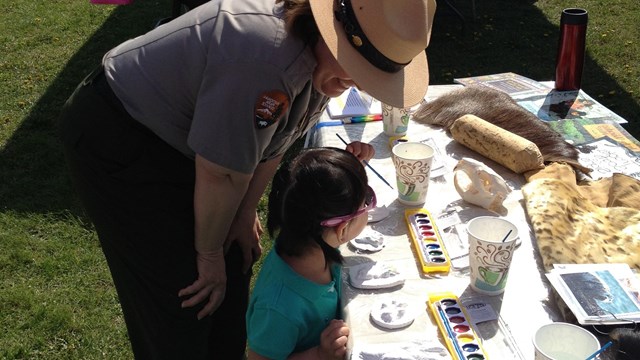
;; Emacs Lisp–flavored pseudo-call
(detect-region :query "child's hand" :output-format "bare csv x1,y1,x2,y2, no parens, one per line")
318,319,350,359
345,141,375,163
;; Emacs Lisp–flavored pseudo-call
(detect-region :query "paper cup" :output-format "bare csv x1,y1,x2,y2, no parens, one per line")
467,216,519,295
391,142,434,206
533,322,600,360
382,103,410,136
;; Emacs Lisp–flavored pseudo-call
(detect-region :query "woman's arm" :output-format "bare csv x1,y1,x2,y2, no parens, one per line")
178,154,252,320
226,155,283,273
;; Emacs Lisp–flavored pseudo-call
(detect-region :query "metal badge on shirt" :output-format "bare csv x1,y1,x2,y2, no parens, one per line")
254,90,290,129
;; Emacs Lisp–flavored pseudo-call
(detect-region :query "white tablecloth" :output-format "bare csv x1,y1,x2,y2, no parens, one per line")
307,85,563,359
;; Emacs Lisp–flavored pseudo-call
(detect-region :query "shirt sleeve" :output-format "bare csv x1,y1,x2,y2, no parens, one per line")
247,306,300,360
188,61,292,174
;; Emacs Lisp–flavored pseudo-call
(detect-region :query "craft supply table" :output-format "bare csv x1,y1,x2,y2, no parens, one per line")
306,85,563,359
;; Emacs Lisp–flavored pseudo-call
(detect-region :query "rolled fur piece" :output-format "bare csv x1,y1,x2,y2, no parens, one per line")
451,114,545,173
413,85,590,174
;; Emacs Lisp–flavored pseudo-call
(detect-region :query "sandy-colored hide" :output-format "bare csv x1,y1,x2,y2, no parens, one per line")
453,158,511,213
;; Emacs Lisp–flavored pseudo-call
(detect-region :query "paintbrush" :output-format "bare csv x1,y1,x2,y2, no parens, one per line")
585,340,613,360
436,302,465,360
335,133,394,190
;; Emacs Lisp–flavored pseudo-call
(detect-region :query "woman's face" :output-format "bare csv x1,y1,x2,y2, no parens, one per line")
312,38,356,97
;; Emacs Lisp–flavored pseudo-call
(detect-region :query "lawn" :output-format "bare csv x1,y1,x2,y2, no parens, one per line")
1,0,638,358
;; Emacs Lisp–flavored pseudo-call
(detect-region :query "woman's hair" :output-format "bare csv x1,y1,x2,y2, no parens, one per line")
267,147,369,265
278,0,320,46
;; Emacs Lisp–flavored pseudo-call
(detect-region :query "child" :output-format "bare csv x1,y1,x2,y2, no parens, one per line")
246,147,375,360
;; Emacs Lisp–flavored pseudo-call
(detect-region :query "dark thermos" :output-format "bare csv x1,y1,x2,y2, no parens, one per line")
554,8,588,91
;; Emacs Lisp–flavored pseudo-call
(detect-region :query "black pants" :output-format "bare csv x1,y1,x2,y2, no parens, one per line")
59,67,250,359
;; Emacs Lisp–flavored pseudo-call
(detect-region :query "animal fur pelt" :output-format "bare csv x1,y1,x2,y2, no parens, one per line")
607,328,640,360
413,85,591,174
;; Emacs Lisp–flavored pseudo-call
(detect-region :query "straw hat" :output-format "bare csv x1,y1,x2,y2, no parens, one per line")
310,0,436,108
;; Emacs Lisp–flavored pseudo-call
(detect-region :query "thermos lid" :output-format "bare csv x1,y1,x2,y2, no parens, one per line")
561,8,588,25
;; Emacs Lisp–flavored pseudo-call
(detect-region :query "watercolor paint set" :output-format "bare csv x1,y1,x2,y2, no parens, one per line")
427,292,490,360
404,208,451,274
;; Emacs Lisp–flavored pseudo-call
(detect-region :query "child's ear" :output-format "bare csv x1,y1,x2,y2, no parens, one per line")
335,221,350,241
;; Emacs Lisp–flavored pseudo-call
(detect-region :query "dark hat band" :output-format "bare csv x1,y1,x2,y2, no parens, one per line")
334,0,409,73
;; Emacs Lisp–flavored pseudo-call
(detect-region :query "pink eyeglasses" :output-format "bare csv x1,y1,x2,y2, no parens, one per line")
320,186,377,227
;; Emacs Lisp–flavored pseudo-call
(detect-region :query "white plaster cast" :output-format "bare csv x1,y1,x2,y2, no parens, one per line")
453,158,512,213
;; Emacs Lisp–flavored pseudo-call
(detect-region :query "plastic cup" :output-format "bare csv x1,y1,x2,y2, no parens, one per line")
533,322,600,360
467,216,519,295
391,142,434,206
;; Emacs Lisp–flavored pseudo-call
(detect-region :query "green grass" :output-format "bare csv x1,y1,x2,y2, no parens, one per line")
1,211,127,359
1,0,638,358
1,2,175,358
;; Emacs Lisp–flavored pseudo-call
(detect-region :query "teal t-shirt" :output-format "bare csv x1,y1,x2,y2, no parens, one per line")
246,249,342,359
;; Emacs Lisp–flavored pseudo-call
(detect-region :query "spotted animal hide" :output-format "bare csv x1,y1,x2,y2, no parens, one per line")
522,163,640,272
523,178,640,272
522,164,640,323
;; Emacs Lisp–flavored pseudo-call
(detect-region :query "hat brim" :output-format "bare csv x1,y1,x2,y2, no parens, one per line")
310,0,430,108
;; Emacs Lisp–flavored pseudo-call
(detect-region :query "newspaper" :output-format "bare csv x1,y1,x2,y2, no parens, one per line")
455,72,628,124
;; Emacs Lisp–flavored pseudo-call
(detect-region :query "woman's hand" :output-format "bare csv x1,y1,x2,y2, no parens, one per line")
225,209,263,273
177,249,227,320
344,141,375,162
186,155,253,320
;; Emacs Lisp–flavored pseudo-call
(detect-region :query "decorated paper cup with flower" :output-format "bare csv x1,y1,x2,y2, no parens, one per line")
467,216,519,295
391,142,434,206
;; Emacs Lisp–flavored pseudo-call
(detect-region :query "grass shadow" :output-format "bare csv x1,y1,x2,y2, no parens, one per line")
0,1,171,217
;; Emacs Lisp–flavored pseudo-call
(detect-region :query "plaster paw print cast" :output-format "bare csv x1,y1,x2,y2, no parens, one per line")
370,297,418,330
348,261,404,289
349,229,385,252
367,205,390,223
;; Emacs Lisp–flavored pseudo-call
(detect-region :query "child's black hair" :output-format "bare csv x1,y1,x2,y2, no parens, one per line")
267,147,369,266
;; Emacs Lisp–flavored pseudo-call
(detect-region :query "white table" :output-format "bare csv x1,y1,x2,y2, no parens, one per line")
307,85,563,359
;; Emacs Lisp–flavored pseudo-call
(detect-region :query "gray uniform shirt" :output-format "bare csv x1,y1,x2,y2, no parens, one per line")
103,0,327,173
